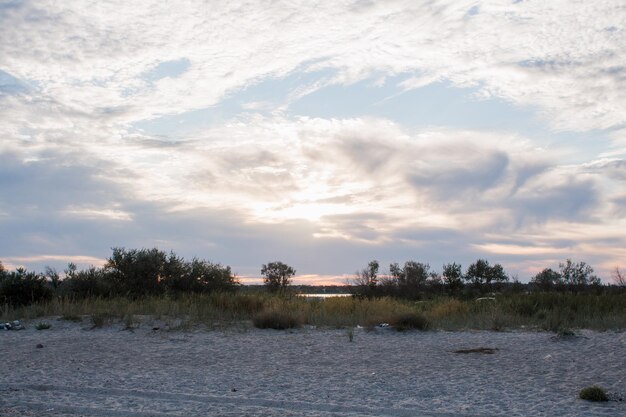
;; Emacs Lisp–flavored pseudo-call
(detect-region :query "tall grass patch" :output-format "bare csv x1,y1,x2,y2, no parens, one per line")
1,292,624,331
253,309,302,329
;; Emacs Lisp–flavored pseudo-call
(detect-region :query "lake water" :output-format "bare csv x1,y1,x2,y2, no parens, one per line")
297,293,352,299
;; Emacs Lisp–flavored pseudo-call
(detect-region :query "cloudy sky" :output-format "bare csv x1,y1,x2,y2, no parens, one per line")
1,0,625,284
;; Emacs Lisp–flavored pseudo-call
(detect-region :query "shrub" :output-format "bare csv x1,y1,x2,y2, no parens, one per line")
59,266,113,299
531,268,562,291
253,309,301,329
105,247,169,297
389,313,430,331
0,269,53,306
579,386,608,402
35,321,51,330
162,258,239,295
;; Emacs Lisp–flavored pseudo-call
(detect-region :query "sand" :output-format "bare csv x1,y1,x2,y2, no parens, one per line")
1,318,624,416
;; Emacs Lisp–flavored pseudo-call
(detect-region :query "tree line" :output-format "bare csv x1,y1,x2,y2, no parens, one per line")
0,248,239,306
0,248,624,307
348,258,623,299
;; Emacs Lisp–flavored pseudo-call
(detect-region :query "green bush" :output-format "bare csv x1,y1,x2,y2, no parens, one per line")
35,321,51,330
389,313,430,331
105,248,240,298
60,266,114,299
0,269,53,306
253,309,301,329
579,386,608,402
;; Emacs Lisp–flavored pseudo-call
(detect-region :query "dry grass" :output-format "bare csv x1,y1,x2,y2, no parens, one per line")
1,292,624,331
253,309,302,329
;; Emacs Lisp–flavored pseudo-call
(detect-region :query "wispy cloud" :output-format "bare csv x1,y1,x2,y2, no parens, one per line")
1,0,625,280
2,1,624,131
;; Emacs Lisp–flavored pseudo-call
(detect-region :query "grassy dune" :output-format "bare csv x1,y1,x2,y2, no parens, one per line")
2,292,625,331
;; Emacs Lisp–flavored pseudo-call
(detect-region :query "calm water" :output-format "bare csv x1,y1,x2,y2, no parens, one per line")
297,293,352,299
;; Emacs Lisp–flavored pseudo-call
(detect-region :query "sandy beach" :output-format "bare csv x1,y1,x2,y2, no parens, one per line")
1,319,624,417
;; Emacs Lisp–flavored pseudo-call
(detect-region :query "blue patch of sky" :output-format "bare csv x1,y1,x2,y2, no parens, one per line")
0,69,32,95
0,1,22,16
132,68,337,138
290,74,543,133
132,68,612,159
141,58,191,82
464,5,480,19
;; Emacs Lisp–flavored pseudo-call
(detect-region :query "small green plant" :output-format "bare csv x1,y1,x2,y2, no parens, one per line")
389,313,430,331
578,386,608,402
252,309,301,330
35,321,51,330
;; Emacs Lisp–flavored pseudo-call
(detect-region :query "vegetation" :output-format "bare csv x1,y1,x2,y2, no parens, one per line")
0,247,239,307
578,386,609,402
91,312,114,329
387,312,430,331
253,309,302,329
613,267,625,286
35,321,51,330
531,259,602,291
1,291,624,331
0,252,624,332
261,261,295,292
0,267,53,306
352,260,380,298
464,258,508,290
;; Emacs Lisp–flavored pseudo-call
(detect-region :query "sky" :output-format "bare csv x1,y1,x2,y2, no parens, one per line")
1,0,625,284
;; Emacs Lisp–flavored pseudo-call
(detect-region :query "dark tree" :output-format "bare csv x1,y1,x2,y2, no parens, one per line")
351,260,380,298
0,268,52,306
531,268,562,291
559,259,600,286
389,261,430,297
442,262,463,293
261,261,295,292
185,258,238,293
105,247,169,297
464,259,508,291
45,266,61,289
59,266,112,299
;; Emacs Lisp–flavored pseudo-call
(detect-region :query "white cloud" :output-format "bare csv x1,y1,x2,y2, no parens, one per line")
1,0,624,132
1,0,625,280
